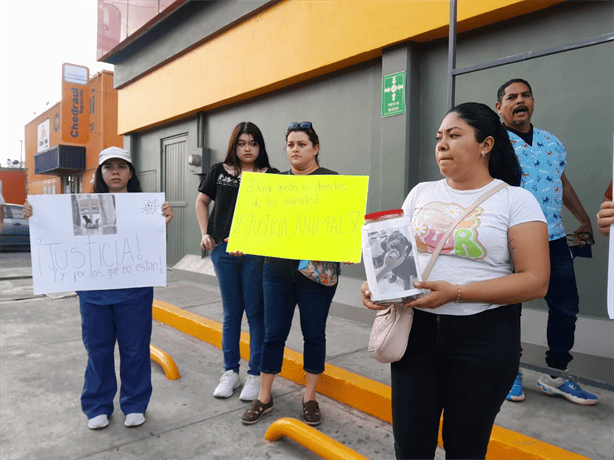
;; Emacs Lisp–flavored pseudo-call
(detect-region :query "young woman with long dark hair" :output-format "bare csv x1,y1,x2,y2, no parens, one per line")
195,122,277,401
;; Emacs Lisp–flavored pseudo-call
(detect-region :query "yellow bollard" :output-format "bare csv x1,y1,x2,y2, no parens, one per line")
265,418,369,460
150,344,181,380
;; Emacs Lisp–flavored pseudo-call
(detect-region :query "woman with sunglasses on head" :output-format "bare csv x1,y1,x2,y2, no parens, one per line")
241,122,340,426
196,122,278,402
361,103,550,459
25,147,174,430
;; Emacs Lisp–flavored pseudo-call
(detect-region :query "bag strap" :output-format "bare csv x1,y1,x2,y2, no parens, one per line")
421,182,509,282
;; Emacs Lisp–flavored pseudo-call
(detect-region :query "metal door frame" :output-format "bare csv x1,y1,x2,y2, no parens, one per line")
161,133,189,266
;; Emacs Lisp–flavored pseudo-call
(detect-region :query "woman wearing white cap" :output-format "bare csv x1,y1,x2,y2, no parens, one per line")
24,146,174,430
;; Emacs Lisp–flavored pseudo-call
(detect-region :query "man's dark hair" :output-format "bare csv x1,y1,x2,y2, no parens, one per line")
497,78,533,103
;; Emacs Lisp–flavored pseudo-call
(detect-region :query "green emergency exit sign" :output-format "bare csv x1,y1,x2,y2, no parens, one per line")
382,71,406,117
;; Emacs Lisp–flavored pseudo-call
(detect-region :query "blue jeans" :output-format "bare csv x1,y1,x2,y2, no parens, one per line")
260,263,337,375
544,237,580,371
391,306,520,460
80,288,153,418
211,242,264,376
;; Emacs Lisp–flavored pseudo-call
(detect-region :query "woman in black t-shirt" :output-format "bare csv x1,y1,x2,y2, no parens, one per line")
195,122,276,402
241,122,340,427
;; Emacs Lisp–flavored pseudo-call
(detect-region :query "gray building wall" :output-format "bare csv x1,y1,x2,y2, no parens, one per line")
415,0,613,383
419,0,613,320
125,117,203,265
202,60,383,280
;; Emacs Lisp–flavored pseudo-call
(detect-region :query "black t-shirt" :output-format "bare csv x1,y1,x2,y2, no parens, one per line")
198,162,279,243
265,167,341,276
507,125,534,146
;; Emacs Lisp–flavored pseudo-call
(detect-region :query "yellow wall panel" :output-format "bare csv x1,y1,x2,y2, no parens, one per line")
117,0,560,134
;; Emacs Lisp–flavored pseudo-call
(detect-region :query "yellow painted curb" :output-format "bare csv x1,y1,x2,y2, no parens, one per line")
152,300,590,460
488,425,590,460
150,344,181,380
265,417,369,460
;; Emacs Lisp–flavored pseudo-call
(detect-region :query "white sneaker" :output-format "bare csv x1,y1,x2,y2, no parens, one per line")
239,375,260,401
124,413,145,427
88,414,109,430
213,370,241,398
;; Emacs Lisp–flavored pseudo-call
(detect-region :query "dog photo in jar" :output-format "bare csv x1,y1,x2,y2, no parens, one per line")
369,229,417,294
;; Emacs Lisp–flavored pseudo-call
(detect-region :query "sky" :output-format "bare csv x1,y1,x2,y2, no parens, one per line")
0,0,113,167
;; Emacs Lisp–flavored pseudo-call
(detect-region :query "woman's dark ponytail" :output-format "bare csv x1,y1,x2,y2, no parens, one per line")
488,122,522,187
449,103,522,187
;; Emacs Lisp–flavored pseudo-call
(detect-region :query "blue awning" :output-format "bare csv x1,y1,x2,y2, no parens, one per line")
34,145,86,175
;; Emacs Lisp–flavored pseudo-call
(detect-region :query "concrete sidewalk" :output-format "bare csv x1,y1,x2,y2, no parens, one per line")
1,251,612,459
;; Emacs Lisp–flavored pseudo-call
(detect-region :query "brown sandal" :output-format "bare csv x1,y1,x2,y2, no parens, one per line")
302,400,321,426
241,397,273,425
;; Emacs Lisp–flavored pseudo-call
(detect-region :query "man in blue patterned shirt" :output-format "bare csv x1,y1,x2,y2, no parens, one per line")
496,79,597,405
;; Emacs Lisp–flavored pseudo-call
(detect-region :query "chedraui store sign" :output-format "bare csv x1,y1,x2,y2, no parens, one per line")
61,63,90,144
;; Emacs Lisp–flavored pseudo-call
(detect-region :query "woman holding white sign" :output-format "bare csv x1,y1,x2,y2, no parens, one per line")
195,122,277,402
241,122,340,426
361,103,550,459
24,146,174,430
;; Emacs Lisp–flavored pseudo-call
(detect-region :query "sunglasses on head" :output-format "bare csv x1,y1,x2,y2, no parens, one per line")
287,121,313,130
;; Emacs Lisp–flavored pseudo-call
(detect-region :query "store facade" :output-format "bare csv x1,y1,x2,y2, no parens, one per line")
99,0,613,383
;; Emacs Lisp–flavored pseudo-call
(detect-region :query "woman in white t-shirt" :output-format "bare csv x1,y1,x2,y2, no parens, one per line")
361,102,549,459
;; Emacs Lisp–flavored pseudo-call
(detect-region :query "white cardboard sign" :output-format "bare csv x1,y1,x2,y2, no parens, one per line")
28,193,167,294
608,145,614,320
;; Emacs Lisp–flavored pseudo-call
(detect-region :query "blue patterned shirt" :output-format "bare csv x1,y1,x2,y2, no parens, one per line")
508,128,566,241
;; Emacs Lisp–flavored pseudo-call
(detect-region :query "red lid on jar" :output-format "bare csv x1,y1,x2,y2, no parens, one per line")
364,209,404,220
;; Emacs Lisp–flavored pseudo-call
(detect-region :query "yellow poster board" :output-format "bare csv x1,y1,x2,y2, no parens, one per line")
227,172,369,262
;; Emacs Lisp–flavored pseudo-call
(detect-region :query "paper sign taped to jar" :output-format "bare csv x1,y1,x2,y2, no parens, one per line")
362,215,426,303
227,172,369,262
28,193,167,294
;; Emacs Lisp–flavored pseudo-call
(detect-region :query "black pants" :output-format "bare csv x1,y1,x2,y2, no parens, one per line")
391,305,521,460
544,237,579,371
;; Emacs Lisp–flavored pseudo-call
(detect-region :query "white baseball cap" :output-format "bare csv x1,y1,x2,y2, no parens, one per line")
99,146,132,165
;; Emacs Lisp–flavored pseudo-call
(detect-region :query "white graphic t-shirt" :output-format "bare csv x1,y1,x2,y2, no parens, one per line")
402,179,546,316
